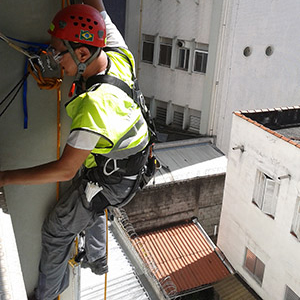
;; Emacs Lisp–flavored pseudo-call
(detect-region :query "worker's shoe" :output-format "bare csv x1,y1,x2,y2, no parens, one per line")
28,290,58,300
81,256,108,275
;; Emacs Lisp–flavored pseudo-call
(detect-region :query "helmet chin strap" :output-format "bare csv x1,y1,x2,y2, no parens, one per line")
64,40,101,96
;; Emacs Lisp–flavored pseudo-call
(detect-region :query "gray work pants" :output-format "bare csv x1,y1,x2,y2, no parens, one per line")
35,176,135,300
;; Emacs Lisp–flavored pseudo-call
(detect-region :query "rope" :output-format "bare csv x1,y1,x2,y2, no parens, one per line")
28,63,63,90
0,72,29,118
104,209,109,300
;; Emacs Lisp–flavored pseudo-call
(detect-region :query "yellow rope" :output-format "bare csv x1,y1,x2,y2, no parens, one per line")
28,64,63,91
104,209,108,300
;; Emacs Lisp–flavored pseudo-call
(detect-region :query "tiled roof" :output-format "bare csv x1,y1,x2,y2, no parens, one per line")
133,221,230,295
234,106,300,149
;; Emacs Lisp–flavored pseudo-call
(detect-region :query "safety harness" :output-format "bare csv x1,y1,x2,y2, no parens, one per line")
83,47,158,211
86,47,157,143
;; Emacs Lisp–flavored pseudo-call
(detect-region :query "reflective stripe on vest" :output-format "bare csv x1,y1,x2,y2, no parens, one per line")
92,115,149,159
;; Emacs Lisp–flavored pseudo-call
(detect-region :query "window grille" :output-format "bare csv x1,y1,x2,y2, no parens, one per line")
285,286,300,300
189,115,201,132
173,111,184,128
156,106,167,124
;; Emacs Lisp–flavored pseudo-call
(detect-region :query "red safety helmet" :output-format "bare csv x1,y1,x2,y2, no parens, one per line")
48,4,106,48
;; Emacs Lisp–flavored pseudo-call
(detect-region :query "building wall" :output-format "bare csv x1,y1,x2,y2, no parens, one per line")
217,114,300,300
213,0,300,154
0,0,74,296
124,174,225,236
125,0,224,134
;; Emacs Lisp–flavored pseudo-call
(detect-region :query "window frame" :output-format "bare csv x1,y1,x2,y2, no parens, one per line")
159,37,172,67
291,196,300,240
193,49,208,73
244,248,265,285
177,47,190,71
284,286,300,300
142,34,155,64
252,170,280,218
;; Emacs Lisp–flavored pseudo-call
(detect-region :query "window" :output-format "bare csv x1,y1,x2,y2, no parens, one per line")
177,47,190,70
291,197,300,240
285,286,300,300
142,34,155,63
244,248,265,284
194,49,208,73
159,37,172,67
252,170,279,218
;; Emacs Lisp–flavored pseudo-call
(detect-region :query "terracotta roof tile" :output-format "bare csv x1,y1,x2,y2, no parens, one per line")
133,222,230,294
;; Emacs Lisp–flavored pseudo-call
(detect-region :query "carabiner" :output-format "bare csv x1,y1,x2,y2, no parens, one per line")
103,158,120,176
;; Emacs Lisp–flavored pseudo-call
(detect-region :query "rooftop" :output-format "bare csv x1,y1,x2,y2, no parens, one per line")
80,222,150,300
148,138,227,187
133,220,230,296
235,106,300,149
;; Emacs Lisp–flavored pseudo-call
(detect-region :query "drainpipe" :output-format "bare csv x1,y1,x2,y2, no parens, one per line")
207,0,230,136
136,0,143,79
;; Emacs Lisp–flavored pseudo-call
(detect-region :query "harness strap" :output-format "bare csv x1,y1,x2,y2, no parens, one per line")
85,49,158,143
86,74,133,98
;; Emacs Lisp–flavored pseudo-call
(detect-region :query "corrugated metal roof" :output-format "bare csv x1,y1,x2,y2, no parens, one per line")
213,275,262,300
81,223,150,300
134,222,230,294
149,139,227,187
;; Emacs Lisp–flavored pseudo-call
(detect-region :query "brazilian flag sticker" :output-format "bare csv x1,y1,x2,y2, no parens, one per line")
80,30,94,42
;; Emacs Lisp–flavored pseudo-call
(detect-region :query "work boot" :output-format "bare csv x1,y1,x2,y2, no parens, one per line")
81,256,108,275
28,291,58,300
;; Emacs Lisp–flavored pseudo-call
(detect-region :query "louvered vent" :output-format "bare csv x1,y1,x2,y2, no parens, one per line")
156,106,167,124
189,115,201,132
173,111,184,128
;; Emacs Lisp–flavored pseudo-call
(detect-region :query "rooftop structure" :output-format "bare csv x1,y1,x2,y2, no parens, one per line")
134,220,231,297
149,138,226,187
235,106,300,147
218,106,300,300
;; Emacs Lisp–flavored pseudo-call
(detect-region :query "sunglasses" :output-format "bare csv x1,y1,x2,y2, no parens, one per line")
46,46,69,64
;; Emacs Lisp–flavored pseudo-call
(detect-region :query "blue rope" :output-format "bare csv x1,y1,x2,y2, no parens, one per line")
1,37,48,128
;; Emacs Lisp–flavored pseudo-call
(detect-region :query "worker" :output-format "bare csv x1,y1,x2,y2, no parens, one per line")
0,0,153,299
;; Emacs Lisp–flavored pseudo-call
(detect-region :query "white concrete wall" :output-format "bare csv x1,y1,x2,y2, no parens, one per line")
217,113,300,300
0,0,73,296
214,0,300,154
125,0,224,134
